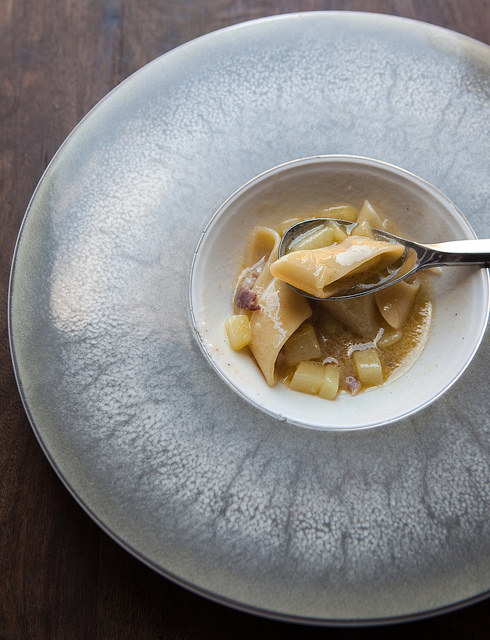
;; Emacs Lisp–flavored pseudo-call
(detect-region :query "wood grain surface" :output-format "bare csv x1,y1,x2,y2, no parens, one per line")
1,1,489,638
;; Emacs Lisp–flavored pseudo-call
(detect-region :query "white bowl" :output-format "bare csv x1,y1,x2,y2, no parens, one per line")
190,156,489,430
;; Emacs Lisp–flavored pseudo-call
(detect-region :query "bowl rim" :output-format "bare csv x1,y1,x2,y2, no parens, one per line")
189,154,490,431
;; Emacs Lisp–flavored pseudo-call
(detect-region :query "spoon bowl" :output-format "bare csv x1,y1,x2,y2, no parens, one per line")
278,218,490,301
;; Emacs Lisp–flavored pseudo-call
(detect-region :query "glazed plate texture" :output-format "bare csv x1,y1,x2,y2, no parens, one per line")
9,12,490,624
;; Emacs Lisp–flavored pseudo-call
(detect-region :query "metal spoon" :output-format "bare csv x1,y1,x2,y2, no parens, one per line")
278,218,490,301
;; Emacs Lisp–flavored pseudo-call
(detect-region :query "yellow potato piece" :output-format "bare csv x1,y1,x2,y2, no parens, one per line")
225,315,251,350
289,361,325,395
352,348,384,386
377,329,403,348
319,204,358,222
289,225,335,251
318,364,340,400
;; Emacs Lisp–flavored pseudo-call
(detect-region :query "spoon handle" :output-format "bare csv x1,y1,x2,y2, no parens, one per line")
423,239,490,268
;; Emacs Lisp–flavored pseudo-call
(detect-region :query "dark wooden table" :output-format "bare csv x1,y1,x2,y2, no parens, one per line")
1,1,489,637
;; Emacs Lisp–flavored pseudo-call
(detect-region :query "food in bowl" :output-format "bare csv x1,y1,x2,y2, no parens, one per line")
190,155,488,429
224,200,432,400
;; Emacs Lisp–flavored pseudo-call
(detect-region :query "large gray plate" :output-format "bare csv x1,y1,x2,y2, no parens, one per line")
9,12,490,624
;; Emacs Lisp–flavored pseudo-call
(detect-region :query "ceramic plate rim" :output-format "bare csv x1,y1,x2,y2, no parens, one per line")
8,12,490,625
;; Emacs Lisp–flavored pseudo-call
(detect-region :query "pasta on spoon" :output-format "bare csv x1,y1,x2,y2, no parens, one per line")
270,235,404,298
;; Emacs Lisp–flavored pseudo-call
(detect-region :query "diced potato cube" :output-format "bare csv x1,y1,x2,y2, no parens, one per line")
320,204,358,222
289,361,325,395
318,364,340,400
289,225,335,251
284,323,321,367
225,315,251,350
352,348,384,386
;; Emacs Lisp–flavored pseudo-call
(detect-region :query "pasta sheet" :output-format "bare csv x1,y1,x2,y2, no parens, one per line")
270,236,404,298
235,226,311,385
